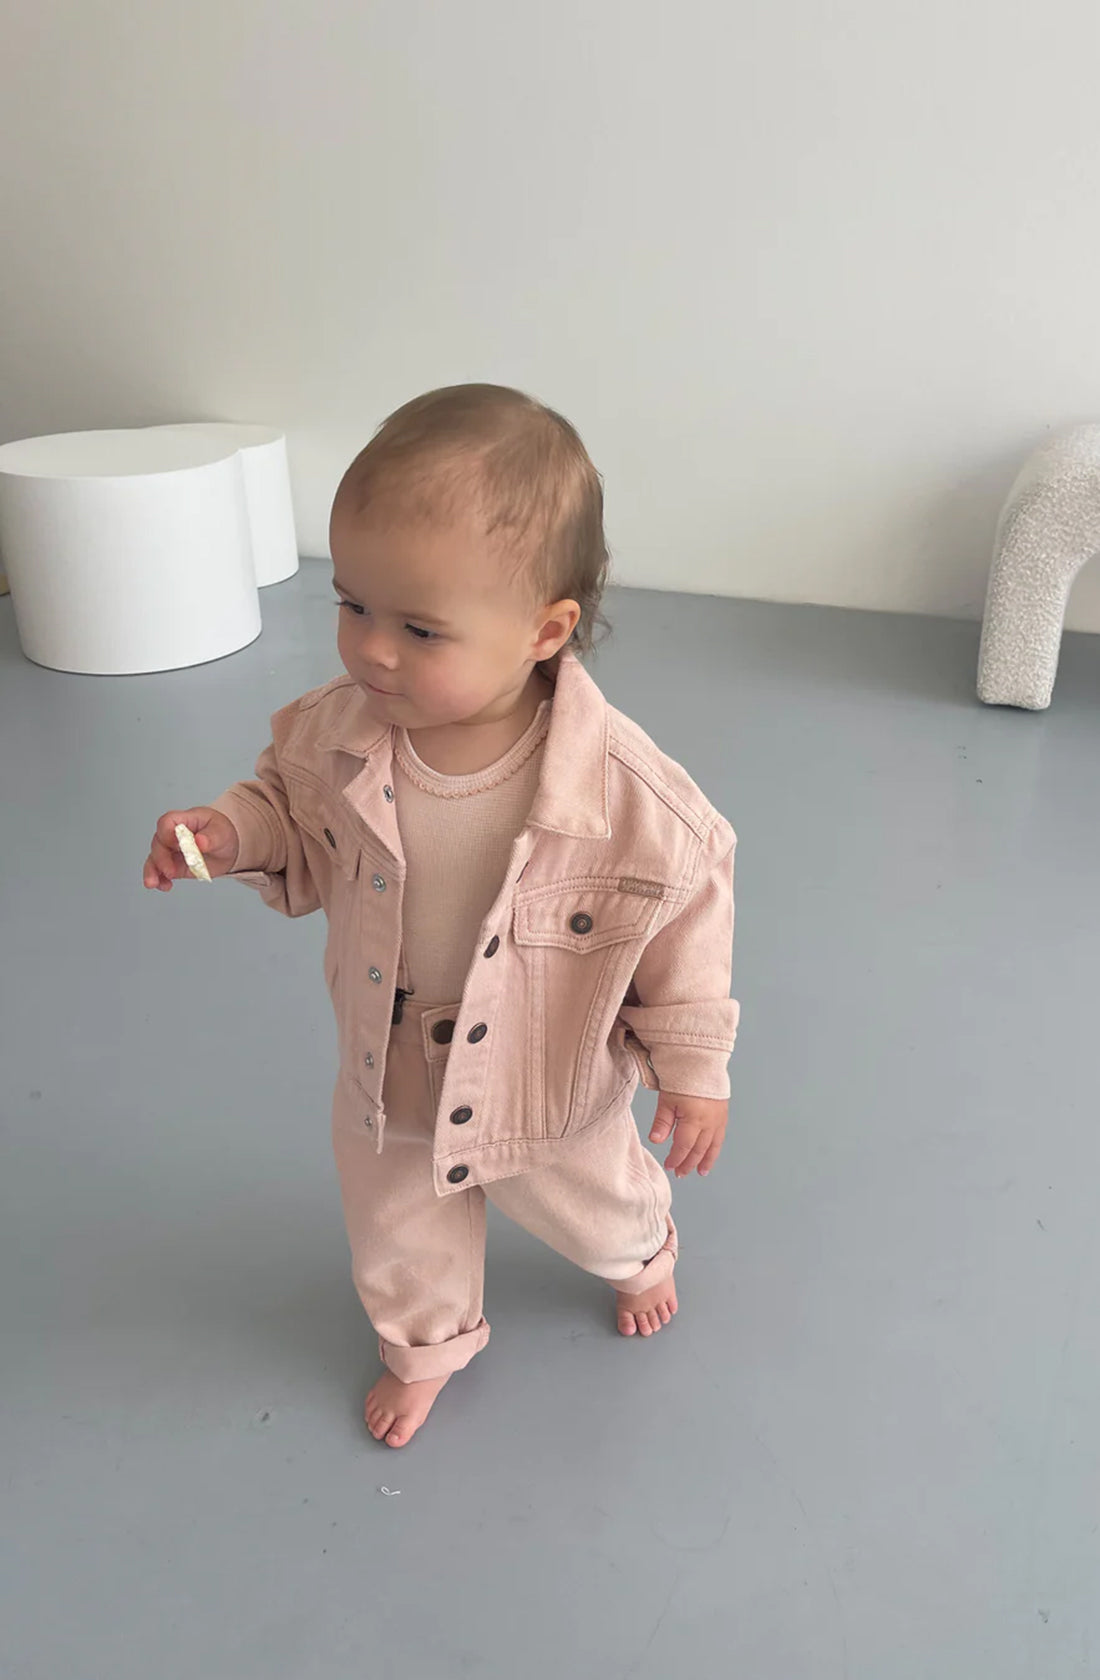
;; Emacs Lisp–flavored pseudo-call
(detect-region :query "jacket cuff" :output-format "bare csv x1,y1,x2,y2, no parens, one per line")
645,1042,732,1101
210,786,286,875
618,998,738,1100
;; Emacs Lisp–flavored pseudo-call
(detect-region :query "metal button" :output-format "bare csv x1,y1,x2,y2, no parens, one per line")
364,1115,373,1130
467,1022,488,1044
432,1019,456,1045
570,912,593,935
483,936,500,958
324,828,337,849
369,967,383,984
364,1051,374,1069
372,874,386,892
383,785,394,803
446,1165,469,1184
450,1105,473,1125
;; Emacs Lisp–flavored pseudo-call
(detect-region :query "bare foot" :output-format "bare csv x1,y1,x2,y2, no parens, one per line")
616,1276,678,1338
364,1370,450,1448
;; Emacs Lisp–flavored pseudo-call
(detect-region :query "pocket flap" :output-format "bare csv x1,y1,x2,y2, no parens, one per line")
513,883,662,951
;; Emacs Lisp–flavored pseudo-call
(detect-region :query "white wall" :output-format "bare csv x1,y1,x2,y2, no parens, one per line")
5,0,1100,630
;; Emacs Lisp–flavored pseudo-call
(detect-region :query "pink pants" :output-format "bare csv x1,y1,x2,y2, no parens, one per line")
331,997,676,1381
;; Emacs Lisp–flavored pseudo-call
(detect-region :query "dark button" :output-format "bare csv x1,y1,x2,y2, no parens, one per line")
467,1022,488,1044
450,1105,473,1125
383,785,394,802
483,935,500,958
446,1165,469,1184
431,1019,456,1045
570,911,594,935
324,828,337,848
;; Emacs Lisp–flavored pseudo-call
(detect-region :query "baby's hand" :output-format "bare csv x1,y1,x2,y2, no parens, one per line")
143,808,238,892
649,1092,728,1178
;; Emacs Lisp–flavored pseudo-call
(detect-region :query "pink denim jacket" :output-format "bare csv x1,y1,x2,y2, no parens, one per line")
213,650,738,1196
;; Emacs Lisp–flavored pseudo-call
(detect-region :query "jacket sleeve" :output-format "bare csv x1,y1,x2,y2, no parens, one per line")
210,737,322,920
617,816,739,1100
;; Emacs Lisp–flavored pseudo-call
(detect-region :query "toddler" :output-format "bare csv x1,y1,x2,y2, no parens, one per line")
143,385,739,1448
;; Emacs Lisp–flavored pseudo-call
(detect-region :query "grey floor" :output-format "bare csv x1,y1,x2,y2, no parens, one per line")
3,566,1100,1680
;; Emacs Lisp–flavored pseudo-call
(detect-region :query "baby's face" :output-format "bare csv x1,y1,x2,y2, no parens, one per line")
330,497,559,730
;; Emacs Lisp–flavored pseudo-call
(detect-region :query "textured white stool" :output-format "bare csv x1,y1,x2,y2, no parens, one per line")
978,424,1100,710
0,426,282,674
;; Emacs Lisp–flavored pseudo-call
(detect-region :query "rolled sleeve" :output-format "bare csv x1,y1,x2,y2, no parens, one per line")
210,741,321,919
618,817,739,1100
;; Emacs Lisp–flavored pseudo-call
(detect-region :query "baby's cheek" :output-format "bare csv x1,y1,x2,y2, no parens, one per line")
335,618,356,671
418,659,490,719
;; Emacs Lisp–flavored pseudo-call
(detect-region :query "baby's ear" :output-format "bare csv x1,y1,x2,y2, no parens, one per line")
534,598,581,658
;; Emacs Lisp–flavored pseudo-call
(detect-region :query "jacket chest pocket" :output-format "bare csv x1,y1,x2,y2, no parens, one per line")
513,882,665,952
285,770,362,884
511,882,668,1136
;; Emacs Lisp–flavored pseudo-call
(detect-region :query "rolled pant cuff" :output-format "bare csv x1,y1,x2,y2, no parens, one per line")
380,1318,491,1382
610,1217,679,1297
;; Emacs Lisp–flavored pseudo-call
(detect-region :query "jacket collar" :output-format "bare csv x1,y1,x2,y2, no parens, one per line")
316,650,612,842
527,652,611,839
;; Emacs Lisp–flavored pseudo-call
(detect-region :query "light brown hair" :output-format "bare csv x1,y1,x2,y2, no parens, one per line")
333,383,611,654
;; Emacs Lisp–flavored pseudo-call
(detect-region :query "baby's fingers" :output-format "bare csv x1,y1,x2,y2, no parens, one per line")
145,834,185,890
678,1134,714,1178
155,809,210,849
663,1123,702,1176
143,851,174,891
698,1136,724,1178
649,1103,676,1145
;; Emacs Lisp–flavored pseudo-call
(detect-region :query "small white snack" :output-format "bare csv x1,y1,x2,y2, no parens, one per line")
175,822,212,883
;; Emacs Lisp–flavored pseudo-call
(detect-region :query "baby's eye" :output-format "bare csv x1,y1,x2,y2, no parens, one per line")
406,624,438,641
336,599,366,616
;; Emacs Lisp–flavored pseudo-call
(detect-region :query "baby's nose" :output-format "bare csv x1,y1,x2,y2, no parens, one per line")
359,625,399,668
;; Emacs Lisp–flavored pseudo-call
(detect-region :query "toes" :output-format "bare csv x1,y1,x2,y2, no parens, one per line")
618,1294,680,1336
369,1410,395,1440
385,1420,413,1448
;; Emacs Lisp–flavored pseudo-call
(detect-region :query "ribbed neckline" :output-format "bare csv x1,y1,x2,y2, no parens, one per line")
394,699,551,799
